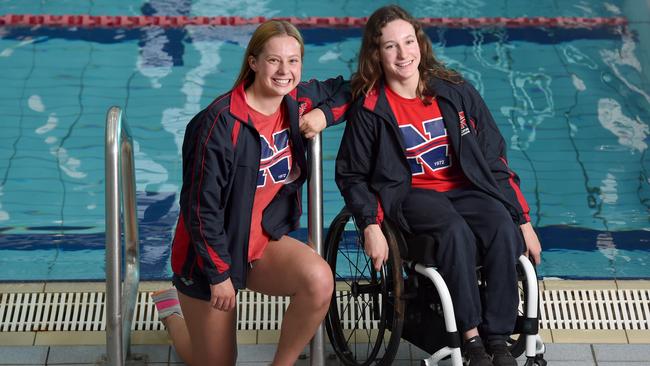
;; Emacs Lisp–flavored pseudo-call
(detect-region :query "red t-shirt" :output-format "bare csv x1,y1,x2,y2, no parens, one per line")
385,86,470,192
247,105,292,261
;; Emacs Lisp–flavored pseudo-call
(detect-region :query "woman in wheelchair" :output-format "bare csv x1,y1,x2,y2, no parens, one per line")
335,5,542,366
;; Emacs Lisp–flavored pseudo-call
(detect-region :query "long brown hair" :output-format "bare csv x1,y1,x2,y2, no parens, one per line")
233,20,305,89
351,5,462,101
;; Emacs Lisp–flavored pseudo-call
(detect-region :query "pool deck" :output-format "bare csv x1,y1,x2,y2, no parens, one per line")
1,342,650,365
1,280,649,365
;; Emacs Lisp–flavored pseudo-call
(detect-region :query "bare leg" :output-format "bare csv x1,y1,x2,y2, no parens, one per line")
161,314,193,364
247,235,334,366
177,291,237,366
152,288,193,364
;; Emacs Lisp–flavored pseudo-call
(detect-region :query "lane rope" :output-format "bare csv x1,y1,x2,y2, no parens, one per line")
0,14,628,29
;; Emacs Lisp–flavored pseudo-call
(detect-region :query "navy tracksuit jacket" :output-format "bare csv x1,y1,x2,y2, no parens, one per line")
171,78,349,290
335,78,530,232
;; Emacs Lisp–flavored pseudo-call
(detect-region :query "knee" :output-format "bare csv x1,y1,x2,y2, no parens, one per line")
302,259,334,309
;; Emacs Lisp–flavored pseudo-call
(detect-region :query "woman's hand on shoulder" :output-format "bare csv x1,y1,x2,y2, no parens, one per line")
520,222,542,265
209,278,236,312
299,108,326,139
363,224,389,271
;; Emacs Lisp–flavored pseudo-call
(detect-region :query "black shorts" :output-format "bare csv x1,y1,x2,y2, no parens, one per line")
172,273,211,301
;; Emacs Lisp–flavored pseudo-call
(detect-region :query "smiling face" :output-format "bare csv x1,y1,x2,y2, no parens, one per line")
378,19,421,88
249,35,302,98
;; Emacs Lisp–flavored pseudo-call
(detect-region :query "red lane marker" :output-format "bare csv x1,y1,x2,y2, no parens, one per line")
0,14,628,29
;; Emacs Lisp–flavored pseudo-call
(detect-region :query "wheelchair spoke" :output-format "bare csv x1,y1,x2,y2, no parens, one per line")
356,248,370,280
325,211,405,366
334,291,353,299
333,275,353,290
354,297,370,330
360,256,372,280
345,300,366,344
339,294,352,326
354,239,364,281
337,248,367,281
359,300,378,361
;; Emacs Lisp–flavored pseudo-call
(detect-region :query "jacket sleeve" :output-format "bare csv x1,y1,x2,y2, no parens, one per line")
297,76,351,126
335,106,383,230
466,83,531,224
185,109,234,285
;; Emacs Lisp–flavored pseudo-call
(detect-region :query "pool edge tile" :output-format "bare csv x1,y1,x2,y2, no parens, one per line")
543,280,617,290
35,331,105,345
615,280,650,289
237,330,258,345
138,281,173,292
0,283,45,293
539,328,553,344
626,330,650,343
131,330,169,345
0,332,36,346
257,330,281,344
551,330,628,344
44,282,104,293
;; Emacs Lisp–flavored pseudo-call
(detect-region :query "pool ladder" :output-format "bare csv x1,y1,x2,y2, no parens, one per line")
101,106,327,365
104,106,141,365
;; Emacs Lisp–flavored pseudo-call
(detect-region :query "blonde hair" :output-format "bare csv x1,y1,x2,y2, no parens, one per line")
233,20,305,88
351,5,461,101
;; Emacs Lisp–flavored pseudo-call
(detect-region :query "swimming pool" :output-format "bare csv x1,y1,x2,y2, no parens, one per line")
0,0,648,280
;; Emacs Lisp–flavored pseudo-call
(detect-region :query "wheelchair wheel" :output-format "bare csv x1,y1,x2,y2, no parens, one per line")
507,260,532,357
324,209,405,366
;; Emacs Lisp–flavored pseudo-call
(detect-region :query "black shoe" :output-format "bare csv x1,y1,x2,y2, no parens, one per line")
463,336,493,366
487,341,517,366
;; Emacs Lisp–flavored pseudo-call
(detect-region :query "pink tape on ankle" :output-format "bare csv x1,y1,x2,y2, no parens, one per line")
156,298,180,310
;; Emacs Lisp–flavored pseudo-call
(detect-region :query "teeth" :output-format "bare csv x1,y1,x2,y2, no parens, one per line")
397,60,413,67
274,79,291,85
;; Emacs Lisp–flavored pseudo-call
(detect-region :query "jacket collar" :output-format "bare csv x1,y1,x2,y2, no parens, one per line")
362,78,466,119
230,82,249,122
361,78,466,154
362,80,399,124
230,82,299,123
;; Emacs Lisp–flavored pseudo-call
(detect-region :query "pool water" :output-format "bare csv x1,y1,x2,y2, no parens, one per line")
0,0,648,280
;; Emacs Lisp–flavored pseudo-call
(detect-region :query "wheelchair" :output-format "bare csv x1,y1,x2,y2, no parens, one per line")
324,208,547,366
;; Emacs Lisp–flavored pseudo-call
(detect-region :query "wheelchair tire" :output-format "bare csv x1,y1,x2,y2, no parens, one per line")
324,209,405,366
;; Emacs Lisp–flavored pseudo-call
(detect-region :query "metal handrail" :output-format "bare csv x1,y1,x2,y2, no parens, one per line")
308,134,325,366
105,106,141,366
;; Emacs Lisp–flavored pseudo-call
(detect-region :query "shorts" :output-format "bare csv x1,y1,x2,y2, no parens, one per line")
172,273,211,301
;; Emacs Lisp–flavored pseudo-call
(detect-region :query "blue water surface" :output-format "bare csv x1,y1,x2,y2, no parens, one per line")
0,0,648,280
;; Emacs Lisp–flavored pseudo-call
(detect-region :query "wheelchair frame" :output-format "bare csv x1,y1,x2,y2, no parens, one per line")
324,208,546,366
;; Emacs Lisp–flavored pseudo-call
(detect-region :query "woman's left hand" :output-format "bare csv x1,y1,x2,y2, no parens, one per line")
299,108,326,139
520,222,542,265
